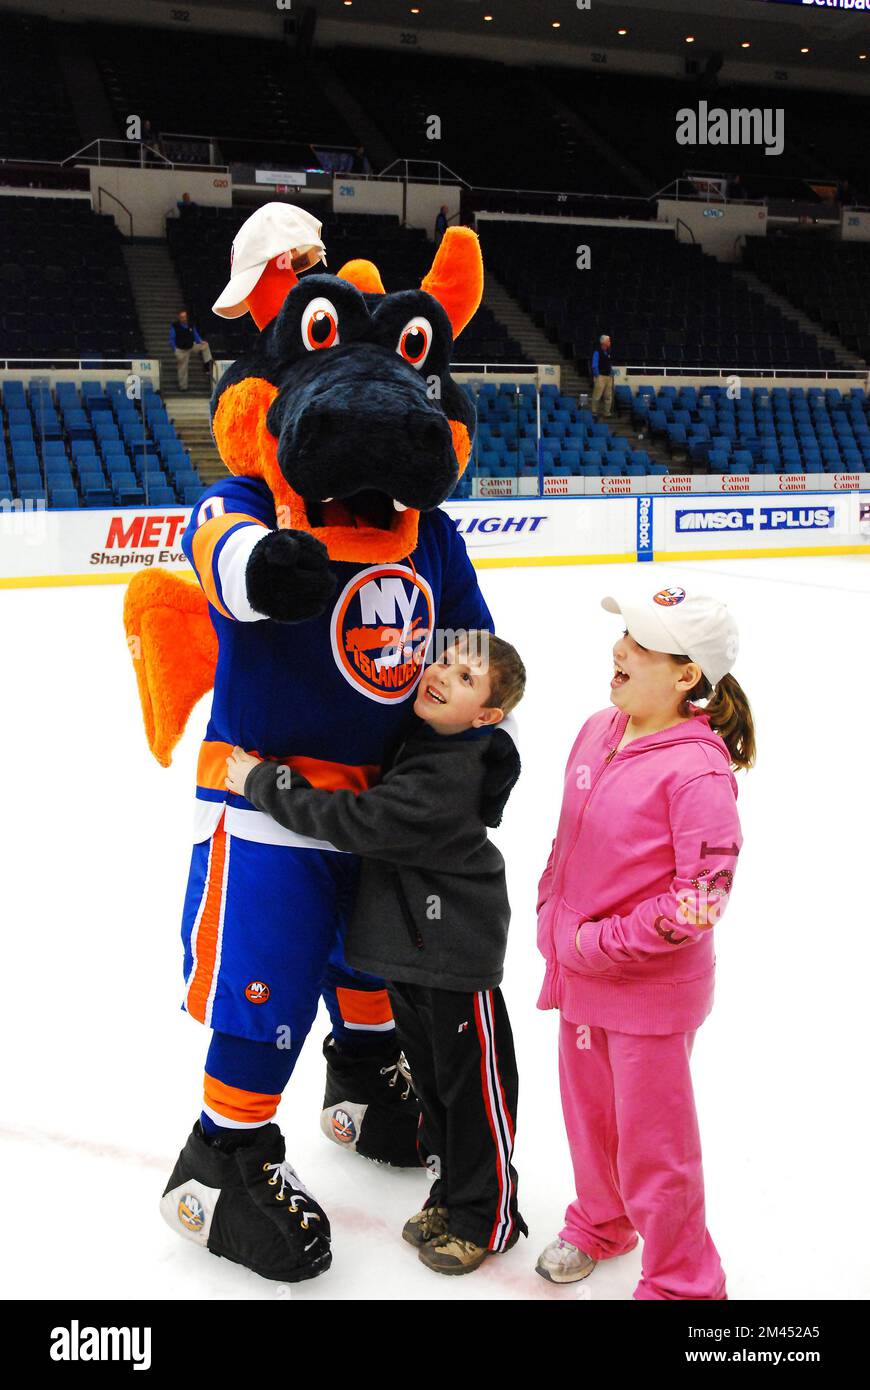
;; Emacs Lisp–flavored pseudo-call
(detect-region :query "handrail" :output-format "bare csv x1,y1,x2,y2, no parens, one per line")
97,184,133,237
378,158,471,188
58,138,228,174
675,217,695,245
621,364,867,381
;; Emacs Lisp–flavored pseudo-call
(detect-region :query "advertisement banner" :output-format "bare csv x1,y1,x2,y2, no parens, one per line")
1,494,867,588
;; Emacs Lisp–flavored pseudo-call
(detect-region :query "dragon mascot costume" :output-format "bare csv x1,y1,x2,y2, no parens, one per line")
124,204,495,1283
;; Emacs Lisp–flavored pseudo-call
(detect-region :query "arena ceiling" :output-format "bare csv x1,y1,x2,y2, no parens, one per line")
140,0,870,75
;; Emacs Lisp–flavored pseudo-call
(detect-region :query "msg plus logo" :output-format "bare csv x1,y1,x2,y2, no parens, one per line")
50,1319,151,1370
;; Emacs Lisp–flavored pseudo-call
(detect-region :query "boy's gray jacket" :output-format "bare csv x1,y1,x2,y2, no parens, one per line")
244,721,520,992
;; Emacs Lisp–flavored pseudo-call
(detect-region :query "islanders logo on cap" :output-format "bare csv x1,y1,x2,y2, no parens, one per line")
331,565,434,705
653,586,686,607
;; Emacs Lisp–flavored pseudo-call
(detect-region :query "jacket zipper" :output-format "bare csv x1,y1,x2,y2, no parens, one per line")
547,730,623,981
552,739,621,904
390,869,425,951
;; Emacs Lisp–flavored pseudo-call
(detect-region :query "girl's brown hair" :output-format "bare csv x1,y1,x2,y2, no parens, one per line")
671,658,756,772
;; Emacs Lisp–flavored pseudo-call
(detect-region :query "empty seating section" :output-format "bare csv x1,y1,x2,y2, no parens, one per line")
448,381,664,498
90,24,355,165
331,47,613,193
627,383,870,475
167,207,529,364
0,12,81,162
0,379,203,508
478,221,838,373
542,72,847,198
744,239,870,364
0,198,143,361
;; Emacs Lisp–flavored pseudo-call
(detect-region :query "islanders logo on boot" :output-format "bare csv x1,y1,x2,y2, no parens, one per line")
178,1193,206,1232
331,565,434,705
330,1108,358,1145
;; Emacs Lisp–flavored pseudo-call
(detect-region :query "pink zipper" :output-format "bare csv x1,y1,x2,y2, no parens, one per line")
547,712,628,969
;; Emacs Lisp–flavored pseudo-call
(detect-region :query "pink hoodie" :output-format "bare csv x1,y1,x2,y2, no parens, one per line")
537,704,742,1035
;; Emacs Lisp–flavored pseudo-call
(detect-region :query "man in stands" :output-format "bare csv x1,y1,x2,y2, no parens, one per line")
590,333,614,420
169,309,213,391
435,205,449,246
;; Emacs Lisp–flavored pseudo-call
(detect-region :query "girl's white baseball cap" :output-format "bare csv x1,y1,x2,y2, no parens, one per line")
212,204,326,318
601,585,739,686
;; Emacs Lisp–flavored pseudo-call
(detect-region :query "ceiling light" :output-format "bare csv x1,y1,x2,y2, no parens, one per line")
800,47,809,55
552,21,561,28
618,29,628,37
686,36,695,45
741,41,751,49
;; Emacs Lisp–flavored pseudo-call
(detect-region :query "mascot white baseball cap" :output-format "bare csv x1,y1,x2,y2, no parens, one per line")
601,585,739,687
212,203,327,318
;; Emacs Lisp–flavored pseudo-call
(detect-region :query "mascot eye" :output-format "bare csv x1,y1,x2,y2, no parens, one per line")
397,316,433,369
301,297,340,351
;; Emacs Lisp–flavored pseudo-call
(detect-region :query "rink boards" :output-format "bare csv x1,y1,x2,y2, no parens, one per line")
1,491,868,588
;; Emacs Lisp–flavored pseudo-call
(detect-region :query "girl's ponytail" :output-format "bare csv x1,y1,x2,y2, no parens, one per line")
672,661,756,771
702,673,756,772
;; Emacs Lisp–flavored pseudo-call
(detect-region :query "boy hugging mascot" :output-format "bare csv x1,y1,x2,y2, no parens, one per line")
124,204,500,1283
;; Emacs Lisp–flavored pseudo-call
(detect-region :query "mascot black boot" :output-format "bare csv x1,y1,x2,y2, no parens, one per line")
160,1122,332,1283
320,1035,423,1167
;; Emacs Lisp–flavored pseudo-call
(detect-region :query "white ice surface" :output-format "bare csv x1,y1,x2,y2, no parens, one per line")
1,555,868,1301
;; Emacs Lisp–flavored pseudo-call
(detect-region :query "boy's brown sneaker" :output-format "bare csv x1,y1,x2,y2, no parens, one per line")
402,1204,449,1248
418,1224,520,1275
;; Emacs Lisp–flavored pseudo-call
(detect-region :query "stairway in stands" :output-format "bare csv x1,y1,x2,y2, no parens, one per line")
483,271,676,471
482,272,586,396
733,266,864,372
122,237,225,482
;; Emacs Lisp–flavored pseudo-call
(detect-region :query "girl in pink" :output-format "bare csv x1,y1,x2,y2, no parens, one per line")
535,583,755,1300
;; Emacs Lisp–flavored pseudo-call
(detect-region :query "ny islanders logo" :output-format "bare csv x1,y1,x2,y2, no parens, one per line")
653,586,686,607
178,1193,206,1232
331,565,434,704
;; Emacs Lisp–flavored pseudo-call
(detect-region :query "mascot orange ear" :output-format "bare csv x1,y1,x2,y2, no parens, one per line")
337,259,386,294
420,226,483,340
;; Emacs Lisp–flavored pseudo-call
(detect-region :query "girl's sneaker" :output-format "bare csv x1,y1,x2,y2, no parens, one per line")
535,1236,597,1284
402,1204,449,1247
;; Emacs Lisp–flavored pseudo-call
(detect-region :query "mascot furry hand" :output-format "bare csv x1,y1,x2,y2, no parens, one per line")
126,211,499,1282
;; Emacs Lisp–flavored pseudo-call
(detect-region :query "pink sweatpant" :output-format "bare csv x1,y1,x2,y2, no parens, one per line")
558,1017,727,1300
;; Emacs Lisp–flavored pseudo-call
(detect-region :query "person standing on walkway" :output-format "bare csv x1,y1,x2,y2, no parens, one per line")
590,334,614,419
170,309,213,391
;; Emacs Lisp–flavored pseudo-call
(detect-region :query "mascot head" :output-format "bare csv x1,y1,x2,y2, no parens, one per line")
210,222,483,564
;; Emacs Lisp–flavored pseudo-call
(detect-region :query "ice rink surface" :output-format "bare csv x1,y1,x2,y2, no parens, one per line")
2,553,868,1301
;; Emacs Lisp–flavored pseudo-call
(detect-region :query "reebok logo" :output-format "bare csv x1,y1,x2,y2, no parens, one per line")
50,1320,152,1370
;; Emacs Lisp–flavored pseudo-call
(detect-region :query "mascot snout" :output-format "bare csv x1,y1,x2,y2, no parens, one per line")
270,345,458,518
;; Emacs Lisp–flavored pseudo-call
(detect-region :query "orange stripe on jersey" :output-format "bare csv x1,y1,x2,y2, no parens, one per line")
185,814,228,1024
198,740,263,795
286,754,381,793
197,739,381,795
203,1073,281,1125
336,986,394,1028
191,512,268,619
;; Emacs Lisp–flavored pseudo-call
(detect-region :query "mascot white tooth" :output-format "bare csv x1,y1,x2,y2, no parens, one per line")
124,203,495,1283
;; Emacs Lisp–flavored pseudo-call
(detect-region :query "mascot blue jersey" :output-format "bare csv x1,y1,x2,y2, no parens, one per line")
182,475,493,843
